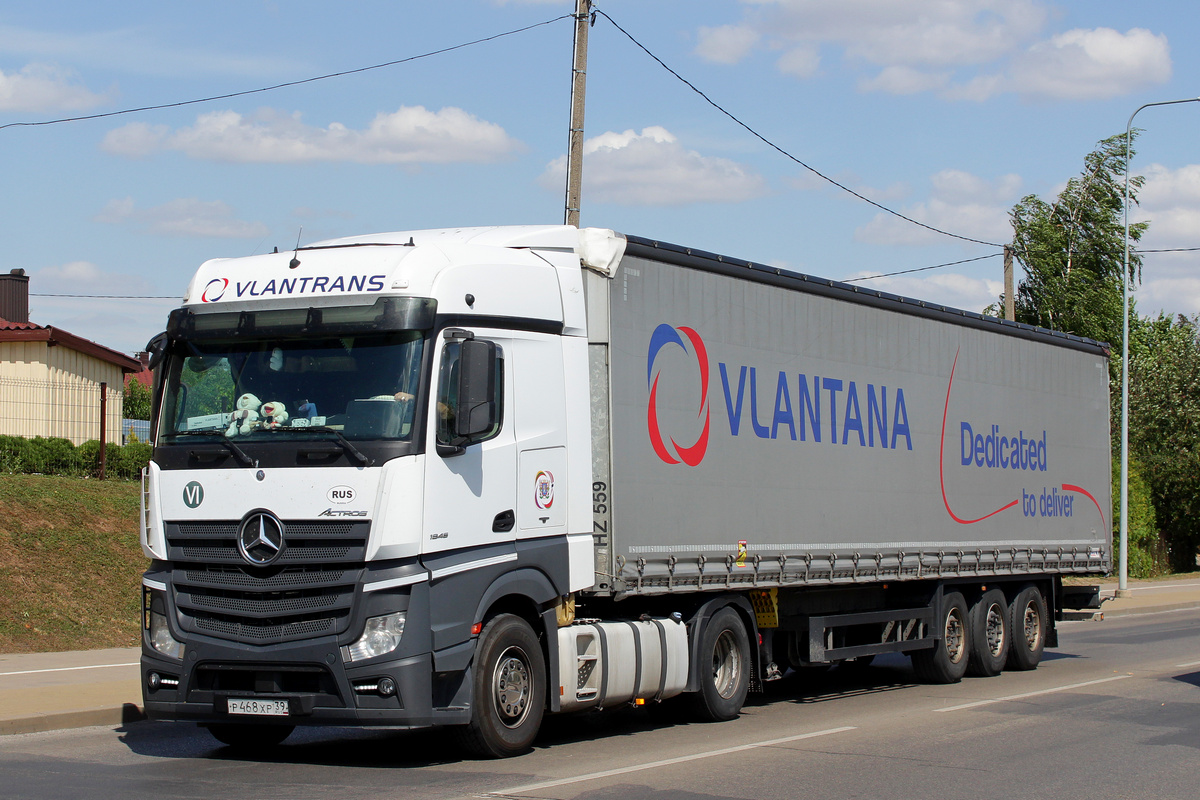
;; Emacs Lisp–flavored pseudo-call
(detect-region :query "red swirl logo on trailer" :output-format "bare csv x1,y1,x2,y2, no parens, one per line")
647,324,711,466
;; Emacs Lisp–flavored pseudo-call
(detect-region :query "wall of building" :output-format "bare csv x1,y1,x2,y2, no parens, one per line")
0,341,127,445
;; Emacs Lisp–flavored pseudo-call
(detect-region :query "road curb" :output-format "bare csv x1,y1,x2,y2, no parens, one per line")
0,704,145,736
1063,601,1200,621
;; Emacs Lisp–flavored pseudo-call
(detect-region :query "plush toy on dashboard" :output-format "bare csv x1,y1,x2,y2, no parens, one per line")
260,400,289,429
226,393,262,437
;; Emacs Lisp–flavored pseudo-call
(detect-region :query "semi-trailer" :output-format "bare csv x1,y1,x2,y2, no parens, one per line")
139,225,1111,757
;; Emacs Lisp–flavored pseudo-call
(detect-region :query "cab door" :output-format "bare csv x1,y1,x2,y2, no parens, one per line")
421,328,517,557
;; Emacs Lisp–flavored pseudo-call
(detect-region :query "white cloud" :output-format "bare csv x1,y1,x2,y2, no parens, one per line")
0,24,301,79
1006,27,1171,100
539,126,769,206
859,65,950,95
31,261,157,297
101,106,520,165
0,63,110,112
846,270,1003,314
855,169,1021,246
95,197,269,239
695,25,761,65
737,0,1046,67
776,46,820,78
711,3,1171,101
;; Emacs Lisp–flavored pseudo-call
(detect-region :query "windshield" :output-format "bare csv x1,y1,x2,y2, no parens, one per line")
158,331,425,443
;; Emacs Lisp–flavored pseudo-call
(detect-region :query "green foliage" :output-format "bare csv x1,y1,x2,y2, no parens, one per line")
1009,132,1147,369
123,378,152,421
1127,313,1200,571
180,360,236,416
1113,455,1166,577
0,435,149,480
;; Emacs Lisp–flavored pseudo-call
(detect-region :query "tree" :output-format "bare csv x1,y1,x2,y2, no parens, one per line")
1127,313,1200,571
123,378,152,420
1008,132,1148,360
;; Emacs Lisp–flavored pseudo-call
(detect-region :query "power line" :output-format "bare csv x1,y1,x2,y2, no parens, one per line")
593,9,1006,250
1142,246,1200,253
0,14,572,132
31,293,177,299
843,253,1002,283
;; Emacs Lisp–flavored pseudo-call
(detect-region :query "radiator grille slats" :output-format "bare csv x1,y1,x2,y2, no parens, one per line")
164,520,368,645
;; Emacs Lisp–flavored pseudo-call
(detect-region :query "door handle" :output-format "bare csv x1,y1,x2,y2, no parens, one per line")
492,510,515,533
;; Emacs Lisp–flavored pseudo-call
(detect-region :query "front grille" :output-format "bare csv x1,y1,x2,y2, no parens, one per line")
164,520,368,646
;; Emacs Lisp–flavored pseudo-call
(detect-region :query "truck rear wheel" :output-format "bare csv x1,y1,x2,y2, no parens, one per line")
459,613,546,759
912,591,969,684
1006,585,1047,671
690,606,751,722
206,723,293,748
966,589,1009,677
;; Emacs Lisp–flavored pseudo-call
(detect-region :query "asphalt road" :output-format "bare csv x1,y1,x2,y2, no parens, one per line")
1,608,1197,800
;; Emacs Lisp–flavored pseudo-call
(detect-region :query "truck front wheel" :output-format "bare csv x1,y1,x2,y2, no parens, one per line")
912,591,969,684
690,606,751,722
459,613,546,758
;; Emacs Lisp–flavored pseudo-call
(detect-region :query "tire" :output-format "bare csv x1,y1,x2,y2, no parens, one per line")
912,591,970,684
207,723,293,748
689,606,751,722
1006,585,1048,671
966,589,1009,677
458,614,546,758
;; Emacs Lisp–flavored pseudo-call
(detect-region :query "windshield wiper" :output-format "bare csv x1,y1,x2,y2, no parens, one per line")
308,426,374,467
174,430,257,468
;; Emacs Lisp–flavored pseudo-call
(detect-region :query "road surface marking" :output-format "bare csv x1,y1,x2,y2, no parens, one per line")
936,675,1132,713
0,662,138,678
488,726,856,797
1177,659,1200,668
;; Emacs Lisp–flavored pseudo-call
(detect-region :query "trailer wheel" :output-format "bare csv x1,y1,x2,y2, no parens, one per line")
206,723,293,749
458,613,546,758
966,589,1009,677
690,606,751,722
912,591,969,684
1006,585,1048,671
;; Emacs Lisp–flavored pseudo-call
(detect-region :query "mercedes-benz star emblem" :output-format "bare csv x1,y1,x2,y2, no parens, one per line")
237,512,285,566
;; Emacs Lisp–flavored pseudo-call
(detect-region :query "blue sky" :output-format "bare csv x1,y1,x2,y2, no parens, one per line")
2,1,1198,355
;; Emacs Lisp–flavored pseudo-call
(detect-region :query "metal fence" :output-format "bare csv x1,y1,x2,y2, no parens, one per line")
0,374,126,446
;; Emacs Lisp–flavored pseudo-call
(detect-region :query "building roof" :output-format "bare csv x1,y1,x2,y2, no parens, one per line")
0,317,142,372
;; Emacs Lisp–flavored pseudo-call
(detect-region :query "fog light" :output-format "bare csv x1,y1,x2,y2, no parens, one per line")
378,676,397,697
342,612,406,663
147,671,161,690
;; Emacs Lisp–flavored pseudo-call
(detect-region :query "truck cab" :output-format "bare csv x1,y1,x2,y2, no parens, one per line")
140,226,603,754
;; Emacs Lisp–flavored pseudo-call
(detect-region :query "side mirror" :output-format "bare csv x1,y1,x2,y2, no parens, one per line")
146,332,169,371
455,338,498,440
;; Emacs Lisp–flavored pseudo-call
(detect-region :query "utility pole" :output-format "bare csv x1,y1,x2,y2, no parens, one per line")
1003,245,1014,321
564,0,591,227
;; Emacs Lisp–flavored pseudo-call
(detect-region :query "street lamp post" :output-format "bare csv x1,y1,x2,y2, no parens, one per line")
1119,96,1200,596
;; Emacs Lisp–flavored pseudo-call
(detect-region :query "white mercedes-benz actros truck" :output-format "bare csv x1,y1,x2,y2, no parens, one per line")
140,225,1110,757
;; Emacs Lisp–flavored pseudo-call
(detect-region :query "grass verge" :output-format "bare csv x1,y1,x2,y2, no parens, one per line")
0,474,145,653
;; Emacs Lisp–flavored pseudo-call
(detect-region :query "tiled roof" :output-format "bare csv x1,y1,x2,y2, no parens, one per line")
0,318,141,372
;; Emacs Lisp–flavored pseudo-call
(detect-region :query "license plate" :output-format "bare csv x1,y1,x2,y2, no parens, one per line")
226,698,289,717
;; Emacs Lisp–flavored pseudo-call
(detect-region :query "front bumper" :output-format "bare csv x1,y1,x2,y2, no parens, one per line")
141,635,469,728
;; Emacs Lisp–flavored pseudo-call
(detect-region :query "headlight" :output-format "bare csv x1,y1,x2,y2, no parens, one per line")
144,587,185,659
342,612,406,663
